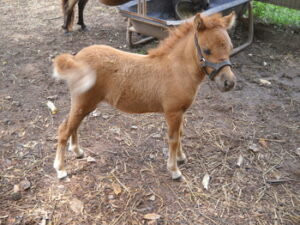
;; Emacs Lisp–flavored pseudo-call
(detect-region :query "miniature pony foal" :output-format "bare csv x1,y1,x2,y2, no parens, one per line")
53,13,236,180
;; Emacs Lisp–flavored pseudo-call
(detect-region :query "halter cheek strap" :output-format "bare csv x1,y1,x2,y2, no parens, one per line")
194,34,232,80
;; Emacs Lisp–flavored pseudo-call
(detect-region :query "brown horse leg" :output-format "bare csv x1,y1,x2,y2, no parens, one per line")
165,111,184,180
177,123,186,165
62,0,78,32
77,0,89,31
53,98,97,179
61,0,68,30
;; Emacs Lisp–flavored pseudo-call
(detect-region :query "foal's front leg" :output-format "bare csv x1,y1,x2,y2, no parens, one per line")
165,111,184,180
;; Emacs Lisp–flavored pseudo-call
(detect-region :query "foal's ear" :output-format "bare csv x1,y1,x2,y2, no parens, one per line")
194,13,205,31
222,12,236,30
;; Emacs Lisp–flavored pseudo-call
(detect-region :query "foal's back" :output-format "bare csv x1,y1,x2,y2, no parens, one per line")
74,45,169,113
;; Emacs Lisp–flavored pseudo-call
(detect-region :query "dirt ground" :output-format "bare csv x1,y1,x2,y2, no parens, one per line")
0,0,300,224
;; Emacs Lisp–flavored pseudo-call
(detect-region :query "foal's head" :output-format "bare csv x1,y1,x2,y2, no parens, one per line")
194,13,236,92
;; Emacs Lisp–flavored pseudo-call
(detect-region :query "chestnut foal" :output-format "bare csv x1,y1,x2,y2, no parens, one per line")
53,13,237,180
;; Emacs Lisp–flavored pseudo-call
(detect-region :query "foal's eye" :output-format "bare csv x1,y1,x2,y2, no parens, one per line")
204,49,211,56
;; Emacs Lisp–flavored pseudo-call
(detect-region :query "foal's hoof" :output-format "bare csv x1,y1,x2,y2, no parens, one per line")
57,170,68,179
76,151,85,159
171,170,183,181
173,175,184,182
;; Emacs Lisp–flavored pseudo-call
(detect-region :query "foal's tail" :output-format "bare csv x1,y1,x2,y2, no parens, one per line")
53,54,96,95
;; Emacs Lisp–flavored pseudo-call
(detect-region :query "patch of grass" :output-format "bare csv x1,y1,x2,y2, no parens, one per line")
253,1,300,27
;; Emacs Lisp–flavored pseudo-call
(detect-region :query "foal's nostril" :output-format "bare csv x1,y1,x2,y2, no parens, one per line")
224,80,235,90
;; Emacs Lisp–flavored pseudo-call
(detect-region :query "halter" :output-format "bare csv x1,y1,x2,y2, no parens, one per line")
194,34,232,80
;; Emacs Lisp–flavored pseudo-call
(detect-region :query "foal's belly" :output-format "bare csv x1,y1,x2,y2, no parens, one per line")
115,98,164,114
104,92,164,114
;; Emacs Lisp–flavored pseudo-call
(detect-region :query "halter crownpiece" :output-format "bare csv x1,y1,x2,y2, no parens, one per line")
194,34,232,81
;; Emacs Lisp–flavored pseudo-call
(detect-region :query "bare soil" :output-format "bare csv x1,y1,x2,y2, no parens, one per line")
0,0,300,224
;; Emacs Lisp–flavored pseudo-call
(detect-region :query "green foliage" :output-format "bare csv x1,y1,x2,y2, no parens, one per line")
253,1,300,27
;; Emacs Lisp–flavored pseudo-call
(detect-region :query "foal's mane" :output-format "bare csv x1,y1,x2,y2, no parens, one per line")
148,13,224,58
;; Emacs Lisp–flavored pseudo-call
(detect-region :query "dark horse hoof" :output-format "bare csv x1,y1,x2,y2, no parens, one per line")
80,25,89,32
61,26,71,35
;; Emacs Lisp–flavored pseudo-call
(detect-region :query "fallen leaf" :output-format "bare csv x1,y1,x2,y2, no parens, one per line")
90,110,101,117
248,143,259,153
149,195,156,201
143,213,161,220
20,179,31,190
130,125,138,130
86,156,96,162
46,101,58,114
236,155,244,167
202,173,210,190
70,198,84,214
112,183,122,195
13,184,20,193
108,194,114,200
22,141,38,149
259,79,271,86
102,114,109,119
47,95,58,100
259,138,268,148
152,133,161,139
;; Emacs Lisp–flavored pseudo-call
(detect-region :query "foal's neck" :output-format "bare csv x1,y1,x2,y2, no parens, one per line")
169,29,205,83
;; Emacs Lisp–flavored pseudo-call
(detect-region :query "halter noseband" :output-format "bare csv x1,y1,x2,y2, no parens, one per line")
194,34,232,80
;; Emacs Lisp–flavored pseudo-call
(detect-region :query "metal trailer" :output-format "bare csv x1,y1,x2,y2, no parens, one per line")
119,0,253,55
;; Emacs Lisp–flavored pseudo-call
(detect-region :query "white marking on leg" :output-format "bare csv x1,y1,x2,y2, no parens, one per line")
68,139,73,152
56,170,68,179
53,158,68,179
168,159,182,180
68,139,84,158
177,152,186,162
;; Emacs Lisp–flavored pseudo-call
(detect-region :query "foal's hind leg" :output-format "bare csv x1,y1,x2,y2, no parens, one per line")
165,111,184,180
68,130,84,158
77,0,89,31
53,99,96,179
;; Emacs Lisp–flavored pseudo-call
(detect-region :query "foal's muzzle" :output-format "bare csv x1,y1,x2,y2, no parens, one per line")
214,71,236,92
